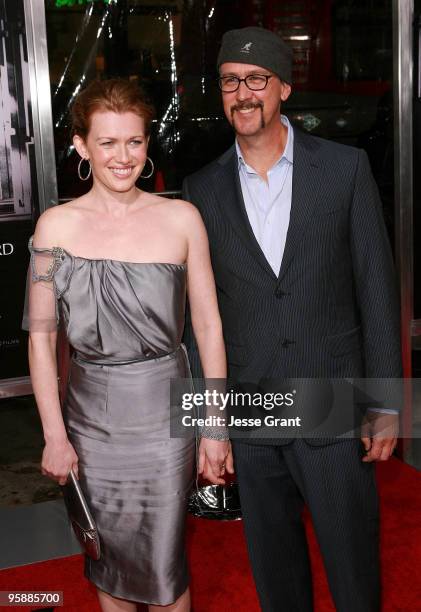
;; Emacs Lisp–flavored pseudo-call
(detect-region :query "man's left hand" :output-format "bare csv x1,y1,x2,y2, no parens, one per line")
361,411,399,462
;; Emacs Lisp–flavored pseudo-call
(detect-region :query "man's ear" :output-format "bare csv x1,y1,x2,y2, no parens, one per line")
280,82,292,102
73,134,89,159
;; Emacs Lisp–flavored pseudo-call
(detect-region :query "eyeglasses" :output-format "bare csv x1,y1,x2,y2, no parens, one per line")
218,74,274,93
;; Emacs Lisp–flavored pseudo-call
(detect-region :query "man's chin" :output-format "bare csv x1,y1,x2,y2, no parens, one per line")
232,122,263,138
231,113,265,136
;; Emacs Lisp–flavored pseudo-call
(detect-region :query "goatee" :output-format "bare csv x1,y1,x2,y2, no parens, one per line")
230,102,265,132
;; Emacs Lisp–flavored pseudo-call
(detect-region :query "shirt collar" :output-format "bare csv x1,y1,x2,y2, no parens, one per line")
236,114,294,173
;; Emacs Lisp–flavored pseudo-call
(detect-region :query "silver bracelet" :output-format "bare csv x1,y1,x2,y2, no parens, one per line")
199,426,230,441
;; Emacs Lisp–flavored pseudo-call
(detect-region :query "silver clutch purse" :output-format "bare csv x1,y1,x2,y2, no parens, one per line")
61,470,101,560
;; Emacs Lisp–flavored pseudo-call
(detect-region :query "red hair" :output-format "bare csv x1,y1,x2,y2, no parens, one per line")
71,78,155,139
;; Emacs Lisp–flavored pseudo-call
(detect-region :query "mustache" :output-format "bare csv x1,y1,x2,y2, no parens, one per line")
230,101,264,116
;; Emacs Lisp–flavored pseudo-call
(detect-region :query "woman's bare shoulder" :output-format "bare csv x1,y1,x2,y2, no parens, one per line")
33,197,88,247
152,196,202,222
174,199,206,232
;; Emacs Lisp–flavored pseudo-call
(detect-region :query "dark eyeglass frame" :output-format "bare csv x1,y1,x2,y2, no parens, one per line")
218,74,274,92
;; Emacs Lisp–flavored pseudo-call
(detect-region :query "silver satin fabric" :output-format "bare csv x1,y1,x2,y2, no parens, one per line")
45,252,194,605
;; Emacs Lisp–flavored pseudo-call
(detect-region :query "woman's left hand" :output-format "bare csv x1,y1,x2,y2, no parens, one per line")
198,438,234,485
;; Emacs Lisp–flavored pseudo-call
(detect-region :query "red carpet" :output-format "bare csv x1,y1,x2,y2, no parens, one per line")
0,458,420,611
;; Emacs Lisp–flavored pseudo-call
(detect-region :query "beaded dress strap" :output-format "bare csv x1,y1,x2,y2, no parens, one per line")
28,235,66,283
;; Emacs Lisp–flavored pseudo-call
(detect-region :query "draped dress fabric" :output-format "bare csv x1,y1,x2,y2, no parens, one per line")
25,242,195,605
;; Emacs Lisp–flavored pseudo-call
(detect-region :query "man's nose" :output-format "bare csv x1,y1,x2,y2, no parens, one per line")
236,79,252,101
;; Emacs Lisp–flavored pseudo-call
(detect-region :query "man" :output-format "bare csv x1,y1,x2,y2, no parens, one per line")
182,27,401,611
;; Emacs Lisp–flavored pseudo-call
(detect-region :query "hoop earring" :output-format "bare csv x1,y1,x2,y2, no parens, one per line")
78,157,92,181
140,157,154,179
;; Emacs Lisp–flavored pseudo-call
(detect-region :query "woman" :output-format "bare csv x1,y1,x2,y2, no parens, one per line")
25,79,233,612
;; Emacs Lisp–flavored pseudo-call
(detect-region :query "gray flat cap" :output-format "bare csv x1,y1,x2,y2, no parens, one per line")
217,26,293,84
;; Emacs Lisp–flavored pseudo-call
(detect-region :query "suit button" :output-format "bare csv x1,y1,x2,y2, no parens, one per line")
274,287,285,298
281,339,295,348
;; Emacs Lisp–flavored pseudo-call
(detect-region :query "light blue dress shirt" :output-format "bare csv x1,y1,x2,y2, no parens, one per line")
236,114,294,276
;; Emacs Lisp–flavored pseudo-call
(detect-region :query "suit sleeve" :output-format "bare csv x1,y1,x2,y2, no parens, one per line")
349,149,402,384
181,177,204,379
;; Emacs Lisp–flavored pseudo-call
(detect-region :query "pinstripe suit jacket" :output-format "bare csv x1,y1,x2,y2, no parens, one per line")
182,129,402,426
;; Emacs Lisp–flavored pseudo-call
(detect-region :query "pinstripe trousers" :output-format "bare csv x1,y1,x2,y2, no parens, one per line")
232,439,380,612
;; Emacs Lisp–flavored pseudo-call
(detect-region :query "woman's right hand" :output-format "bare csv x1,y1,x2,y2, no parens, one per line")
41,438,79,485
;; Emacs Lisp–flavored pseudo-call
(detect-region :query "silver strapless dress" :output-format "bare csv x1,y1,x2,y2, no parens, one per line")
30,247,195,606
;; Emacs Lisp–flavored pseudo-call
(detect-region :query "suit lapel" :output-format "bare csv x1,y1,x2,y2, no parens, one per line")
213,146,277,279
277,130,324,283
